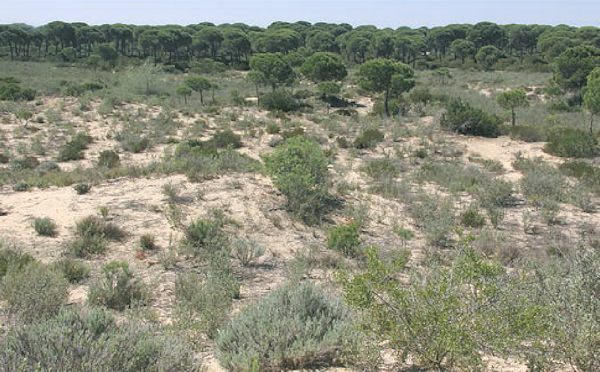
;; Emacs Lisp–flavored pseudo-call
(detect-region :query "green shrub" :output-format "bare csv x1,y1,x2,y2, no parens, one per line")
37,161,61,173
1,262,68,322
73,183,92,195
521,170,567,205
354,127,384,149
266,122,281,134
0,77,36,101
217,282,362,372
181,216,226,262
336,136,350,148
281,126,305,140
544,128,599,158
56,133,93,161
118,134,150,153
264,136,330,225
260,89,300,112
32,217,58,237
461,206,486,228
502,124,547,142
441,98,500,137
0,248,35,278
327,222,361,257
88,261,149,311
0,307,200,372
0,153,8,163
10,156,39,170
52,258,90,283
209,129,243,149
12,181,31,192
362,158,401,180
175,271,235,339
98,149,120,168
68,234,108,258
139,233,157,250
74,215,126,242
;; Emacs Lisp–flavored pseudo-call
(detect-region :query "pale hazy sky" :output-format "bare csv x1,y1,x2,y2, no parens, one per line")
2,0,599,28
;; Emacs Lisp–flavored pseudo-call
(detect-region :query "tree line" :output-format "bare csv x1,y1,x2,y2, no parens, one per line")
1,20,600,71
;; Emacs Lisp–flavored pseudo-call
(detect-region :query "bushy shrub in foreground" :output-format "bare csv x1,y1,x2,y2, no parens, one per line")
544,128,599,158
217,282,362,372
0,306,200,372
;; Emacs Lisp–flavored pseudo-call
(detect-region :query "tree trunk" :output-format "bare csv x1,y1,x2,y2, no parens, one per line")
590,114,594,134
384,89,390,117
511,107,516,126
200,90,204,104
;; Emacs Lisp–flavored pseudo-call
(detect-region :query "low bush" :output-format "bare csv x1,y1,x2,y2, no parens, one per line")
327,222,361,257
68,234,108,258
260,89,300,112
32,217,58,237
264,136,330,225
502,124,547,142
232,238,265,266
354,127,384,149
73,183,92,195
181,216,226,262
521,170,567,205
441,98,500,137
0,77,36,101
139,233,157,250
1,262,68,322
97,149,120,168
362,157,402,180
0,307,200,372
56,133,93,161
88,261,149,311
52,258,90,283
461,206,486,228
544,128,599,158
217,282,362,372
118,134,150,153
10,156,39,170
209,129,243,149
0,248,35,278
12,181,31,192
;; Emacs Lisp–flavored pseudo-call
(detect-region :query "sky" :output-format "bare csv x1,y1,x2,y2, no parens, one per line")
2,0,599,28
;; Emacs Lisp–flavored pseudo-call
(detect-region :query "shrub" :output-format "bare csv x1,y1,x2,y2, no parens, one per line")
354,127,384,149
0,77,36,101
260,89,300,112
0,307,200,372
68,234,108,257
217,282,362,372
56,133,93,161
461,206,486,228
265,122,281,134
209,129,243,149
52,258,90,283
544,128,599,158
232,238,265,266
441,98,500,137
264,136,330,225
98,149,120,168
1,262,68,322
521,170,567,205
10,156,39,170
32,217,58,237
502,124,547,142
74,215,126,242
181,217,226,262
327,222,361,257
362,158,401,180
118,134,150,153
73,183,92,195
37,161,60,173
175,271,235,339
139,233,157,250
12,181,31,192
0,248,35,278
88,261,149,311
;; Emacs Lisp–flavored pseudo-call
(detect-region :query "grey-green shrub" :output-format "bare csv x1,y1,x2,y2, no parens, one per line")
217,282,361,372
0,306,200,372
98,149,120,168
0,248,35,278
1,262,68,322
354,127,385,149
32,217,58,237
88,261,149,311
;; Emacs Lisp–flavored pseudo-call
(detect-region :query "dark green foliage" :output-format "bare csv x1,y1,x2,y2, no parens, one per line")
68,234,107,258
10,156,39,170
0,248,35,278
217,282,361,372
97,150,120,168
327,222,361,257
281,126,305,140
1,262,68,322
37,161,61,173
139,234,157,250
52,258,90,283
0,153,8,164
210,129,243,149
260,89,300,112
32,217,58,237
0,307,200,372
68,215,126,257
73,183,92,195
354,127,384,149
12,181,31,192
56,132,93,161
336,136,350,148
265,122,281,134
408,86,433,105
88,261,149,311
0,77,36,101
181,215,227,262
544,128,599,158
441,99,500,137
117,133,150,153
461,206,486,228
501,124,547,142
264,136,330,225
